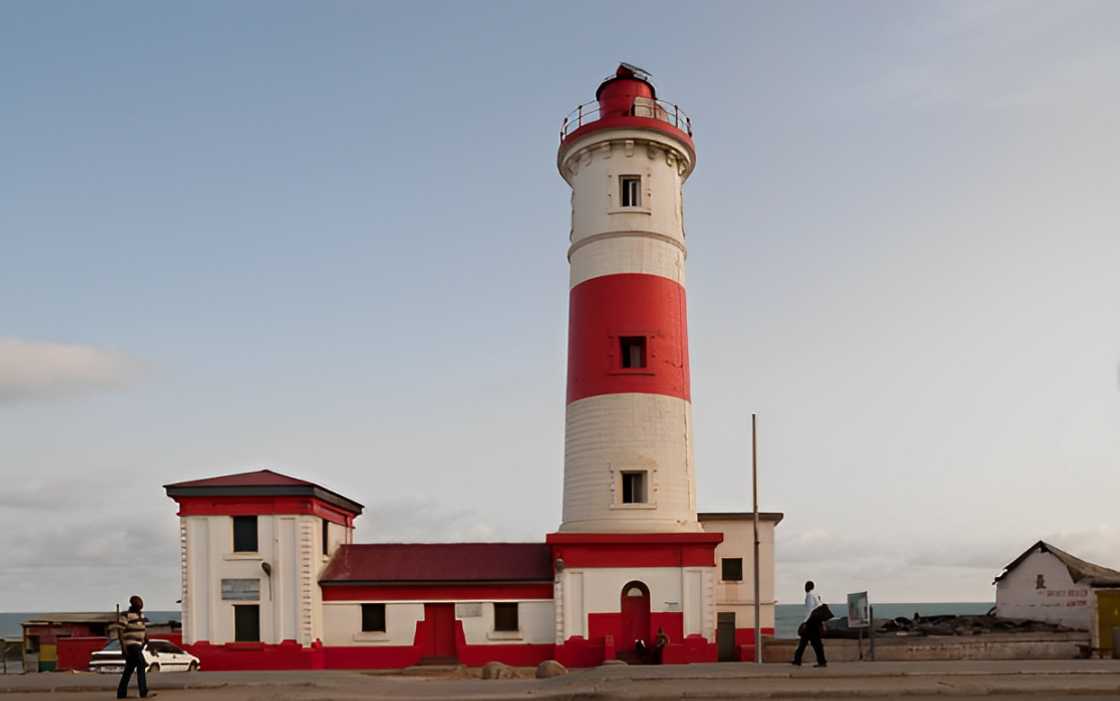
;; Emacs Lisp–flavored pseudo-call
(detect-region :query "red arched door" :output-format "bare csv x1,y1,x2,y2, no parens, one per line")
620,581,650,651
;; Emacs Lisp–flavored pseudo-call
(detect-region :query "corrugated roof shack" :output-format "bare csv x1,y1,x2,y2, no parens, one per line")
21,613,179,672
995,541,1120,655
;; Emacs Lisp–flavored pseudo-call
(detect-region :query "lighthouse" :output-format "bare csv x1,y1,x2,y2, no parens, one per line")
558,64,699,534
547,64,727,663
164,64,782,671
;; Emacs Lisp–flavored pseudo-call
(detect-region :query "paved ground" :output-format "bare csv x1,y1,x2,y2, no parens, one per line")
2,659,1119,699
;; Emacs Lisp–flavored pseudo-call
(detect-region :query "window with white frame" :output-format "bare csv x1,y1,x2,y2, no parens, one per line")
620,175,641,207
621,471,648,504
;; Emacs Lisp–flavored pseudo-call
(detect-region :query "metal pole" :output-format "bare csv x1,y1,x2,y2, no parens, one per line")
752,413,761,663
869,605,876,661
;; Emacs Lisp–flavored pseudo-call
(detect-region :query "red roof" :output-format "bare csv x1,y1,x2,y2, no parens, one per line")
165,469,314,489
320,543,553,584
164,469,363,514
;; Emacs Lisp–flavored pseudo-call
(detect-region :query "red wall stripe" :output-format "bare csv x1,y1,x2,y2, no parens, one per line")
547,532,721,568
567,273,690,404
173,496,355,527
321,583,554,601
546,533,722,545
561,115,695,160
551,543,716,568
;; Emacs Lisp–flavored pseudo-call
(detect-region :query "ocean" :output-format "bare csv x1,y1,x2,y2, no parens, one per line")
774,602,994,638
2,605,993,642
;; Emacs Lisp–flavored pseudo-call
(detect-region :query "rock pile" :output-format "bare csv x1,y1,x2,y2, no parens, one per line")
825,614,1076,639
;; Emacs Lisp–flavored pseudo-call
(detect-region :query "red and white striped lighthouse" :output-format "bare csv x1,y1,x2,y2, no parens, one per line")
557,64,699,534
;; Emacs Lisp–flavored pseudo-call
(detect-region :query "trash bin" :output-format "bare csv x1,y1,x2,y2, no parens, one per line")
1113,627,1120,660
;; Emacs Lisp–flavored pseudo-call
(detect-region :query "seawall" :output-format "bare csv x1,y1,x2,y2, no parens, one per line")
764,632,1089,662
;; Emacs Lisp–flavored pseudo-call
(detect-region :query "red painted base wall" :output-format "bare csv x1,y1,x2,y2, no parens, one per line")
735,627,776,662
183,602,728,670
185,618,558,672
56,638,110,672
186,641,326,671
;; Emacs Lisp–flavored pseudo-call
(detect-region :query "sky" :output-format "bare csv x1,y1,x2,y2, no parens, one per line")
1,1,1118,611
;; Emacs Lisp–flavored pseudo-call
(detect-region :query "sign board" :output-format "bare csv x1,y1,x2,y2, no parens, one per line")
221,578,261,601
455,603,483,618
847,591,870,628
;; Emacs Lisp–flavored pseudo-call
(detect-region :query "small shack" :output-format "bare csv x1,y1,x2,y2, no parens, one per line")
21,613,180,672
994,541,1120,655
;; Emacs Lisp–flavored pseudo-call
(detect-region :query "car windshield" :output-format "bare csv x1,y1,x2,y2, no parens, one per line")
101,640,121,651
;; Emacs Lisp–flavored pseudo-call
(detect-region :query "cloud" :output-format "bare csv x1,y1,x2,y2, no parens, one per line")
0,338,141,402
0,476,99,510
3,518,177,570
775,525,1120,602
356,496,511,543
1037,526,1120,570
0,510,182,610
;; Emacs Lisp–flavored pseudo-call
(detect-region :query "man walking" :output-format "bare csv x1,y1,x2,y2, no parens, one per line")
792,580,828,667
116,595,154,698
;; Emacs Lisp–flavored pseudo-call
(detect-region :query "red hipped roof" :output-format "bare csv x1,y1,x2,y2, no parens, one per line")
320,543,553,585
164,469,364,514
165,469,316,488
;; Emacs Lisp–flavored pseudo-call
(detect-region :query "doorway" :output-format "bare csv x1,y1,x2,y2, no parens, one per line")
1098,591,1120,655
620,581,651,652
422,604,457,661
717,612,736,661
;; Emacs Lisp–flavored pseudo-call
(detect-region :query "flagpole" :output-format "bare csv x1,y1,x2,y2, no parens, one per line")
752,413,762,663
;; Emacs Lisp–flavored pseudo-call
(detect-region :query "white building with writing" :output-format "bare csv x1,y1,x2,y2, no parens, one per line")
994,541,1120,631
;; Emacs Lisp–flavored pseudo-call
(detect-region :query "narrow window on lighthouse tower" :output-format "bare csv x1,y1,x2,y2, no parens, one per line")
620,175,641,207
620,336,647,369
621,471,648,504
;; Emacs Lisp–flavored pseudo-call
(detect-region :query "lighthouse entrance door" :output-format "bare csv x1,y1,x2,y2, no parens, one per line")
620,582,651,653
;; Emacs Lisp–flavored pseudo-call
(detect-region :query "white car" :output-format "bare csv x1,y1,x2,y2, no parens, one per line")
89,639,201,674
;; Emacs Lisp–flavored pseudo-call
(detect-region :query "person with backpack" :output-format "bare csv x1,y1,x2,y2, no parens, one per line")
792,580,829,667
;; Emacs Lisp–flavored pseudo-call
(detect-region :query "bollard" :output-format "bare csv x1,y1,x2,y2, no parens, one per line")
1112,627,1120,660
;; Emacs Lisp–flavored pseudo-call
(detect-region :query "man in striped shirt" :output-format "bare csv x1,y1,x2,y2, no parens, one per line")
116,595,153,698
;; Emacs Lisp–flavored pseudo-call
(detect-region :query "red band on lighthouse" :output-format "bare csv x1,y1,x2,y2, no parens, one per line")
566,273,690,404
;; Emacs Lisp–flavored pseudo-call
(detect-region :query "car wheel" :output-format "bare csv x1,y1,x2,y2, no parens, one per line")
188,661,199,672
148,663,160,674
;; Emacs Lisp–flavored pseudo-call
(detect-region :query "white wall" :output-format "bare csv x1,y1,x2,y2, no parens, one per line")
995,550,1092,630
556,566,715,642
320,600,554,646
560,129,693,251
569,235,685,288
458,601,554,645
181,513,353,645
562,394,699,533
701,517,778,629
321,603,424,646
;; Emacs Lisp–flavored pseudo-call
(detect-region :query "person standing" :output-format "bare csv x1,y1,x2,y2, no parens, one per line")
116,595,154,699
653,627,670,664
792,580,827,667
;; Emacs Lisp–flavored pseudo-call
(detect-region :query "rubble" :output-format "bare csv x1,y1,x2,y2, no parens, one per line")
824,613,1077,639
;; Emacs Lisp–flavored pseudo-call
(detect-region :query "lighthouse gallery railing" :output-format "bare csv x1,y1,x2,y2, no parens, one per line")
560,98,693,143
